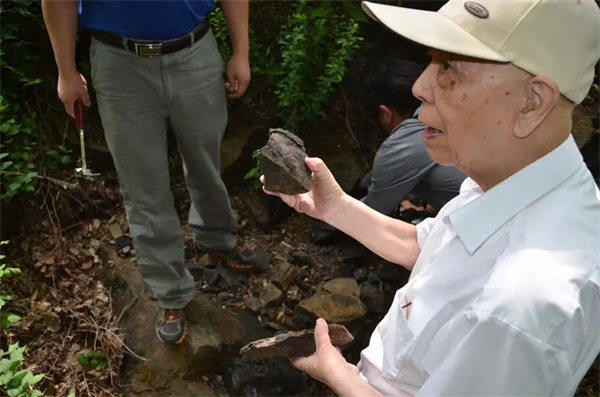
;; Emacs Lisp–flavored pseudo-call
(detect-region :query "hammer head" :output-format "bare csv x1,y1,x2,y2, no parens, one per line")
74,167,100,179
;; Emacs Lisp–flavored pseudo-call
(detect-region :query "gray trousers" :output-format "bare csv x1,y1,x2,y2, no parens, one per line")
90,30,237,309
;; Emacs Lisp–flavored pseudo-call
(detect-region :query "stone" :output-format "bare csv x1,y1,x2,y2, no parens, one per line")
256,128,312,194
320,278,360,298
260,283,283,307
297,294,366,323
239,323,354,358
244,297,261,313
223,357,307,396
572,105,596,149
108,222,123,239
110,256,269,394
239,192,271,230
360,282,386,314
376,263,410,286
271,260,298,290
137,378,214,397
287,249,320,268
186,324,222,376
353,267,368,283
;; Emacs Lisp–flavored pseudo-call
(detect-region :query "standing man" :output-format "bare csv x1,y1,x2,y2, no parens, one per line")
42,0,252,344
263,0,600,394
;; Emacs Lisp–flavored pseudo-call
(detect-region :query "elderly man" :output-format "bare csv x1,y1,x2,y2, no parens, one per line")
262,0,600,395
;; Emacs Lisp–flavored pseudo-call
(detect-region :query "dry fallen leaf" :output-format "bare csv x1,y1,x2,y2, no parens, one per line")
81,259,93,270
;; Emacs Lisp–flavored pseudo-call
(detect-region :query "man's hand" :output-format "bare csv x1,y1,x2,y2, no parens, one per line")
290,319,360,391
58,69,91,118
225,53,250,98
261,157,346,223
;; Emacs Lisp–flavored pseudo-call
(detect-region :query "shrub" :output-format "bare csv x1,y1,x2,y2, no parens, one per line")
0,241,44,397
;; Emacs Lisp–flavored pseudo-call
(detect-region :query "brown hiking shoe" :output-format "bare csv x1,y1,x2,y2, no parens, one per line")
196,242,270,273
155,308,187,344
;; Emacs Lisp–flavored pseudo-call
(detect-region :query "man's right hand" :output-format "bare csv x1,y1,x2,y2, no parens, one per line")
58,70,91,118
261,157,346,223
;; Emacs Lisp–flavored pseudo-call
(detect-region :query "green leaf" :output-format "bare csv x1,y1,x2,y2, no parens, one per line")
76,354,86,366
7,314,20,323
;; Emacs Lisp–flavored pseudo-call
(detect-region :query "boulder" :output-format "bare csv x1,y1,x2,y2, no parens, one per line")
110,257,269,395
297,294,366,323
256,128,312,194
320,278,360,298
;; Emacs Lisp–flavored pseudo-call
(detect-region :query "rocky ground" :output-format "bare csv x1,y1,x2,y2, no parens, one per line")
2,93,598,396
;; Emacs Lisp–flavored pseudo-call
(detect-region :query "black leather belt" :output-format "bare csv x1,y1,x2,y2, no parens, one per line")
91,23,210,57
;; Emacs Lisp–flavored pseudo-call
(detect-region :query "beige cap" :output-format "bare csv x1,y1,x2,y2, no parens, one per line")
362,0,600,104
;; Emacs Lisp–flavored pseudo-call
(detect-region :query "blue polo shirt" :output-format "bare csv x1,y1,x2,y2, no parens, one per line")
79,0,216,41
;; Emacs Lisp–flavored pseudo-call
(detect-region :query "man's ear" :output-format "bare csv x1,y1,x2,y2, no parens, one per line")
377,105,394,131
514,76,559,138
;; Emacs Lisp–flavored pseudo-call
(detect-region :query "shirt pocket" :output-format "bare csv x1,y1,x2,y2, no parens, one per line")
384,301,459,389
380,290,420,387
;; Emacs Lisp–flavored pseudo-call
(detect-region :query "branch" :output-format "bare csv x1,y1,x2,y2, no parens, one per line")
1,170,78,190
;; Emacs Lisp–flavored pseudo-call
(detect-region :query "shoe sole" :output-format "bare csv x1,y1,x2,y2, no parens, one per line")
156,322,188,345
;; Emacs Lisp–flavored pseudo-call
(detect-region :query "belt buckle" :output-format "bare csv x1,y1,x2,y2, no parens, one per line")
134,42,161,57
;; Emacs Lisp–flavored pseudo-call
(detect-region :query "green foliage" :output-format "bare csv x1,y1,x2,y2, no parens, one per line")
77,351,107,370
209,1,363,130
0,344,44,397
0,241,22,330
208,6,233,61
0,96,38,201
0,241,43,397
244,166,262,189
208,3,277,78
275,1,363,129
0,1,75,201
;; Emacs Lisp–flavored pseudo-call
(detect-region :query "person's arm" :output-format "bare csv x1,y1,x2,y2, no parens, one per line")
291,319,383,397
42,0,90,118
330,193,419,269
221,0,250,98
262,158,420,270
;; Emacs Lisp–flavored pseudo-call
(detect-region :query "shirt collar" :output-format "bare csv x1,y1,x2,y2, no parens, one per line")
448,135,583,254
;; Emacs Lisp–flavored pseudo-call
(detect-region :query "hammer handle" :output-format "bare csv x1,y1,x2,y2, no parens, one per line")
74,99,85,131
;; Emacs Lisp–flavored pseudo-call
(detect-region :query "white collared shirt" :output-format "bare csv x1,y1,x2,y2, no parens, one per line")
358,135,600,396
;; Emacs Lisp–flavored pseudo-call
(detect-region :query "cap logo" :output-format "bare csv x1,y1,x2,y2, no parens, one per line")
464,1,489,18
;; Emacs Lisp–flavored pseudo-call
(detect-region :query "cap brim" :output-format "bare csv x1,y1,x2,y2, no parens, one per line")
361,1,508,62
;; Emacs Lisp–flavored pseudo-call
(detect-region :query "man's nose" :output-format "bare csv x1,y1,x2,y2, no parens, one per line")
412,63,434,104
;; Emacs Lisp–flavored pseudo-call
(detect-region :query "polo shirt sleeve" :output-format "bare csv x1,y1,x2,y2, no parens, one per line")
417,310,572,396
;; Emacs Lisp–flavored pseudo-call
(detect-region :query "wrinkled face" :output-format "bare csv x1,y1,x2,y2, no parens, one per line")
412,50,528,176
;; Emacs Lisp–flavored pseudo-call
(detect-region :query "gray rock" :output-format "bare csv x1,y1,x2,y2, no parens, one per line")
360,282,386,314
260,283,283,307
110,257,269,394
271,260,298,290
256,128,312,194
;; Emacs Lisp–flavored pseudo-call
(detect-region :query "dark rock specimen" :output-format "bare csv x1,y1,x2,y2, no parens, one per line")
239,323,354,359
256,128,312,194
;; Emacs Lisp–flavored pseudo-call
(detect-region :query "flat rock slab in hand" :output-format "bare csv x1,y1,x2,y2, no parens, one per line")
239,323,354,359
256,128,312,195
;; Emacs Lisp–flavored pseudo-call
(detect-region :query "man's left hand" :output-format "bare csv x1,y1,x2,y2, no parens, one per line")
291,319,361,393
225,53,250,98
